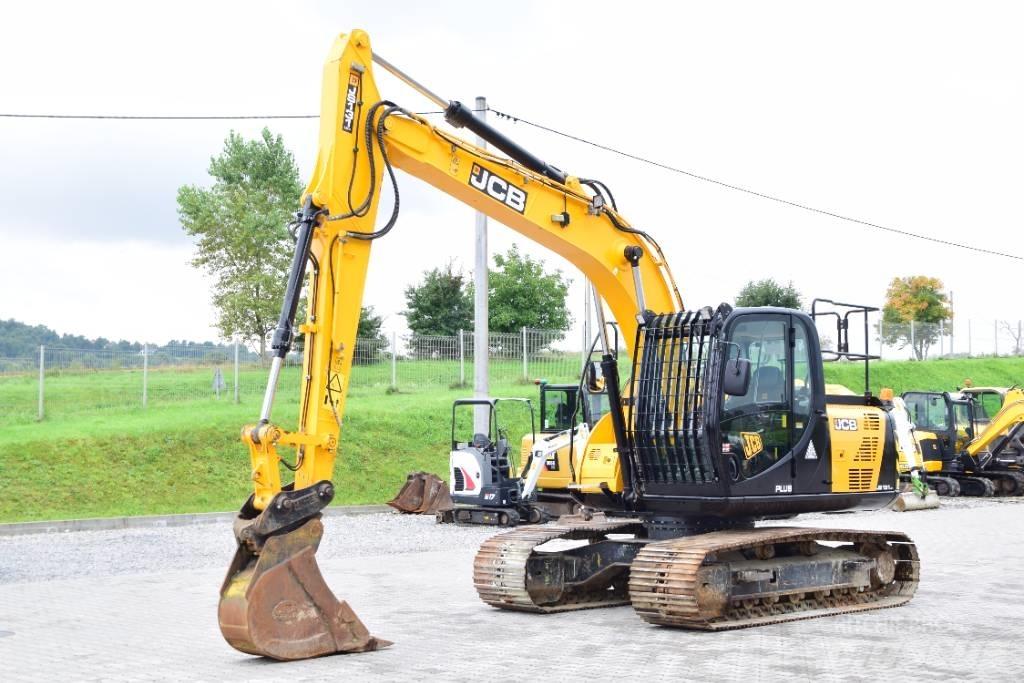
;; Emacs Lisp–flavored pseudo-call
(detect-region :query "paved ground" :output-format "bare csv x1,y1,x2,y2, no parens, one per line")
2,499,1023,681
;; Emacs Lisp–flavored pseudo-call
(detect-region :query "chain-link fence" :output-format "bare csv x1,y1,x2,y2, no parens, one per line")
0,328,586,424
877,319,1024,360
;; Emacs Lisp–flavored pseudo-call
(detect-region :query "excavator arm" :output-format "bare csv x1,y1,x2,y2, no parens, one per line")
965,392,1024,458
219,28,682,660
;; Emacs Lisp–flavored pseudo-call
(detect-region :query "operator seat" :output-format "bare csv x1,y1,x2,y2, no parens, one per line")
753,366,784,403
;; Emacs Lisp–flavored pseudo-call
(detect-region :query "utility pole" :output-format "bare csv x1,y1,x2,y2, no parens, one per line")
473,96,489,435
582,278,592,370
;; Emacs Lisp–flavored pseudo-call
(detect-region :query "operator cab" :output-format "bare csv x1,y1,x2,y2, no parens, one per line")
902,391,976,462
620,299,898,519
537,368,610,435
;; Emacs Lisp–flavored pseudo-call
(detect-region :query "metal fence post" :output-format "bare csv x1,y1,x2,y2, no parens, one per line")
142,343,149,408
234,341,240,403
37,345,45,421
522,327,528,380
458,329,465,385
391,331,398,389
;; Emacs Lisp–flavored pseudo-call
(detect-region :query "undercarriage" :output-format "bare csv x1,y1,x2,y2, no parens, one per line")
474,513,919,629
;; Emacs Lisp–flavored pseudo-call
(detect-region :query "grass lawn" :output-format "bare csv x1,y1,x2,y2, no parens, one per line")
0,355,1022,522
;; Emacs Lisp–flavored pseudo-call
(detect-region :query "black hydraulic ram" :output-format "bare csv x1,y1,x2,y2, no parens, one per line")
444,101,568,184
368,53,568,185
258,197,322,423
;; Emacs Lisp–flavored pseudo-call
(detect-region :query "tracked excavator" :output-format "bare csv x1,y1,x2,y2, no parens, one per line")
902,389,1024,496
218,29,919,661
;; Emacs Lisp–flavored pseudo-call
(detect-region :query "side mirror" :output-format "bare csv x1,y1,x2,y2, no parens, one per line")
723,358,751,397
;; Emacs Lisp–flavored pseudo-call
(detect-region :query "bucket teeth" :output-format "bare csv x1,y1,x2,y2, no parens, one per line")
218,517,389,660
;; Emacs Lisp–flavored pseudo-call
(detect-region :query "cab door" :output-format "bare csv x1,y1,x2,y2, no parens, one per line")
719,312,823,495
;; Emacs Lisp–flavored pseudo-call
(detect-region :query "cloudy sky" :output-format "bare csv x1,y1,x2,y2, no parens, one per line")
1,1,1020,350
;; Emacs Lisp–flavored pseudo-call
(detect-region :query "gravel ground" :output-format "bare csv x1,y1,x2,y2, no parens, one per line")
0,512,498,584
2,498,1023,680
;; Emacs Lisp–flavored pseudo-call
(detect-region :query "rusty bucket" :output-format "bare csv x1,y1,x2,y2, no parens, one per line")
218,516,390,661
388,471,454,514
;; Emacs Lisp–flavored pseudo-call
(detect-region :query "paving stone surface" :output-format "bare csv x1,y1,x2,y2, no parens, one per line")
1,499,1022,681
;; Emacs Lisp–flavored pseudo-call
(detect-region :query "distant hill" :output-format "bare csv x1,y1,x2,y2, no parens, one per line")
0,319,230,358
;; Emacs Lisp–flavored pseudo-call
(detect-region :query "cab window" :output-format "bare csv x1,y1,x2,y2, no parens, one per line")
541,389,573,432
904,394,949,431
721,317,793,480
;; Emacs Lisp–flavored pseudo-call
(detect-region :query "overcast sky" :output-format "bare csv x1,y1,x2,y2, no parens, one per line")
1,1,1020,350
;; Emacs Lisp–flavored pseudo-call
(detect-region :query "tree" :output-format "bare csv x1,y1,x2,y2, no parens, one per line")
487,245,572,353
177,128,303,360
402,262,473,340
999,320,1023,355
735,279,802,309
353,306,387,365
879,275,952,360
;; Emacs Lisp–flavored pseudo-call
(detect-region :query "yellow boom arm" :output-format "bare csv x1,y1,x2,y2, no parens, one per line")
966,391,1024,458
242,29,682,511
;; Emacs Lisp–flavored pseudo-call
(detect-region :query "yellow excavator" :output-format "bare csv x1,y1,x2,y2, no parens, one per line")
902,388,1024,495
218,29,920,661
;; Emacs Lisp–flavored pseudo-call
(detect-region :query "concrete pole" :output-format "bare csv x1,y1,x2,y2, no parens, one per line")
939,320,944,357
473,96,489,433
910,320,915,360
522,327,528,380
458,329,465,386
968,319,973,357
878,319,883,360
583,278,592,369
142,343,149,409
995,320,999,356
948,290,954,355
391,331,398,389
37,345,45,421
233,341,240,404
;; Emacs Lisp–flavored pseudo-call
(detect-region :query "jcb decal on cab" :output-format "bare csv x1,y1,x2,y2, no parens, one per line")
469,163,527,213
740,432,764,460
833,418,858,431
342,72,359,133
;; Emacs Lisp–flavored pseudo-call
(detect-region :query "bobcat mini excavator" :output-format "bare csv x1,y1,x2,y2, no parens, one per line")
218,29,919,661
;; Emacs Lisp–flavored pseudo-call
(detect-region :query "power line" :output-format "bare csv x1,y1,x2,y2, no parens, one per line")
2,106,1019,261
0,113,319,120
488,107,1023,262
0,110,455,120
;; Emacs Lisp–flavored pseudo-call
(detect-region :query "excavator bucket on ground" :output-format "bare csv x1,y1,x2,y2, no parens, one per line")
388,471,453,514
219,488,390,660
891,477,941,512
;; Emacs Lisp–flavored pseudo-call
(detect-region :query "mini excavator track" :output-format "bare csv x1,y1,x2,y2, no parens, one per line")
629,527,919,630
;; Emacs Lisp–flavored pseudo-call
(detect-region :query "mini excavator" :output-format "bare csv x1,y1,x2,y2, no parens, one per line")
902,388,1024,496
218,29,919,661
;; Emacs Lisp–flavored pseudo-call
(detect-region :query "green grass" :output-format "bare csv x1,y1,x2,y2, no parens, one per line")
0,355,1022,523
0,382,536,522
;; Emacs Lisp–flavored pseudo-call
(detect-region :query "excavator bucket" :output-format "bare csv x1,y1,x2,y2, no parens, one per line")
388,471,454,514
891,482,940,512
219,516,390,660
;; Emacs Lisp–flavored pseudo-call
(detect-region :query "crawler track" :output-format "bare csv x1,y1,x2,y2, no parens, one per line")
473,517,644,612
629,527,919,630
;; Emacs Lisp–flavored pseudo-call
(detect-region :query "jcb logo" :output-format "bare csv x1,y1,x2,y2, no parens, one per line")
740,432,763,460
834,418,858,431
342,72,359,133
469,163,528,213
